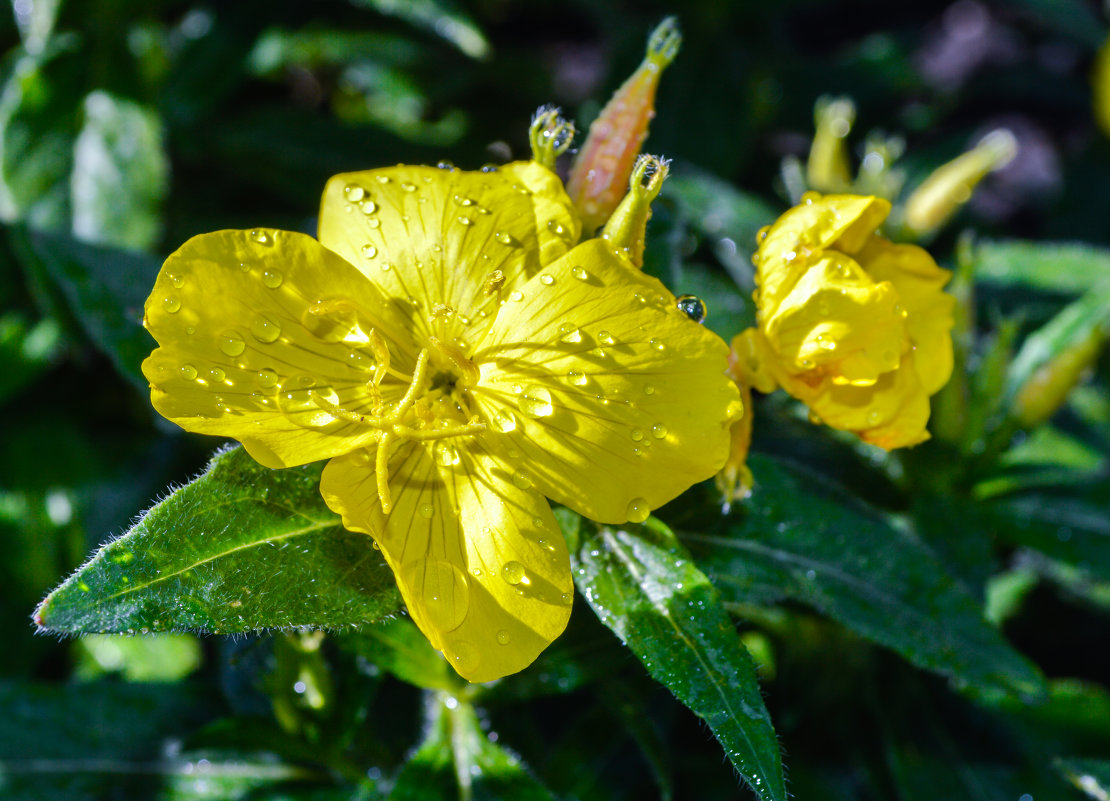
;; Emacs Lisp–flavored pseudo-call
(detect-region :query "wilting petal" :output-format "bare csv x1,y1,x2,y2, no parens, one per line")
471,239,740,525
856,238,955,395
757,194,890,311
764,251,906,386
141,229,418,467
317,162,580,347
320,442,572,683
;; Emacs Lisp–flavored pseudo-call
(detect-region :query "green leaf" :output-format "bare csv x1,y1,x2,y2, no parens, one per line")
35,445,401,634
71,91,168,251
560,510,786,801
975,239,1110,295
1058,758,1110,800
0,312,62,404
349,0,490,60
73,633,203,682
390,693,555,801
8,223,160,390
1003,282,1110,409
682,454,1045,700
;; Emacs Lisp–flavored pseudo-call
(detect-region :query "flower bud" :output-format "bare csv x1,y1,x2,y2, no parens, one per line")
567,17,680,234
806,96,855,192
1013,327,1104,428
903,129,1017,237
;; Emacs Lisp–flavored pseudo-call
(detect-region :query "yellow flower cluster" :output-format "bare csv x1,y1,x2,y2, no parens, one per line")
734,193,955,449
142,160,739,682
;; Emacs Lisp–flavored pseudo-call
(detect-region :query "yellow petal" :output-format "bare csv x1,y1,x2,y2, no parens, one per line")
757,194,890,311
857,237,955,395
316,162,580,348
141,229,419,468
764,251,906,385
320,441,572,683
782,352,931,450
471,239,739,525
728,328,778,395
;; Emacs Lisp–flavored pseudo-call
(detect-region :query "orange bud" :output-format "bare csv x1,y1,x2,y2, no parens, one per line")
567,17,680,234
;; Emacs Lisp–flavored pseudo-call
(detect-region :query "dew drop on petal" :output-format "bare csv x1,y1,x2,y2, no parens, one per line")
508,290,524,302
219,331,246,357
169,273,185,289
756,225,770,243
512,471,532,490
419,503,434,519
457,216,474,226
597,331,614,346
180,364,198,380
435,443,460,467
451,640,480,673
520,386,553,418
566,370,588,386
558,322,582,344
401,182,417,192
490,409,517,432
360,199,377,215
649,337,665,351
539,273,555,286
651,423,668,439
494,231,517,246
249,229,271,245
257,368,278,388
496,630,512,645
162,296,181,313
644,385,656,395
675,294,708,323
344,184,365,202
571,265,589,281
261,269,283,289
404,560,469,632
251,315,281,343
626,497,651,523
501,561,527,585
362,244,377,259
209,367,226,383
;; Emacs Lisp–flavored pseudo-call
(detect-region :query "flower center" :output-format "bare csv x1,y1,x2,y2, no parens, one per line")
305,330,485,514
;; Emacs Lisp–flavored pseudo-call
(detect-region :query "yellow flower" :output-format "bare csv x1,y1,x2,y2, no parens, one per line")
142,161,739,682
739,193,955,449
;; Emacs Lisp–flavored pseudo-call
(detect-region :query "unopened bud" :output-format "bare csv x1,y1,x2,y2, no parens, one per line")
567,17,681,234
529,105,576,170
904,129,1017,237
806,96,855,192
1013,327,1104,428
600,154,668,268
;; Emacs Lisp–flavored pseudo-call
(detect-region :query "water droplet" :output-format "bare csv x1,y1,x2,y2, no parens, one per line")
169,273,185,289
626,498,650,523
361,244,377,259
162,296,181,313
496,630,512,645
435,443,460,467
571,265,589,281
512,471,532,490
366,217,381,229
501,561,527,585
631,429,644,442
404,560,469,631
209,367,226,383
520,386,553,418
219,331,246,357
644,385,656,395
567,370,588,386
481,164,499,173
257,368,278,388
419,503,434,519
249,229,271,245
649,337,665,351
344,184,365,202
547,220,566,235
675,294,707,323
360,199,377,215
401,182,417,192
651,423,668,439
375,175,391,184
259,268,283,289
491,409,517,432
756,225,770,243
508,290,524,302
598,331,614,346
180,364,198,380
251,316,281,343
539,273,555,286
276,376,338,427
493,231,517,246
451,639,480,673
457,215,474,226
558,322,582,344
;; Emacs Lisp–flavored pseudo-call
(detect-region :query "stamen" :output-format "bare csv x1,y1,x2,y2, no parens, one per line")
376,431,394,513
428,336,480,387
392,421,487,441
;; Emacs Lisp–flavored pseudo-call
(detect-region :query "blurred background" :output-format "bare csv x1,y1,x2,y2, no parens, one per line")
2,0,1110,799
